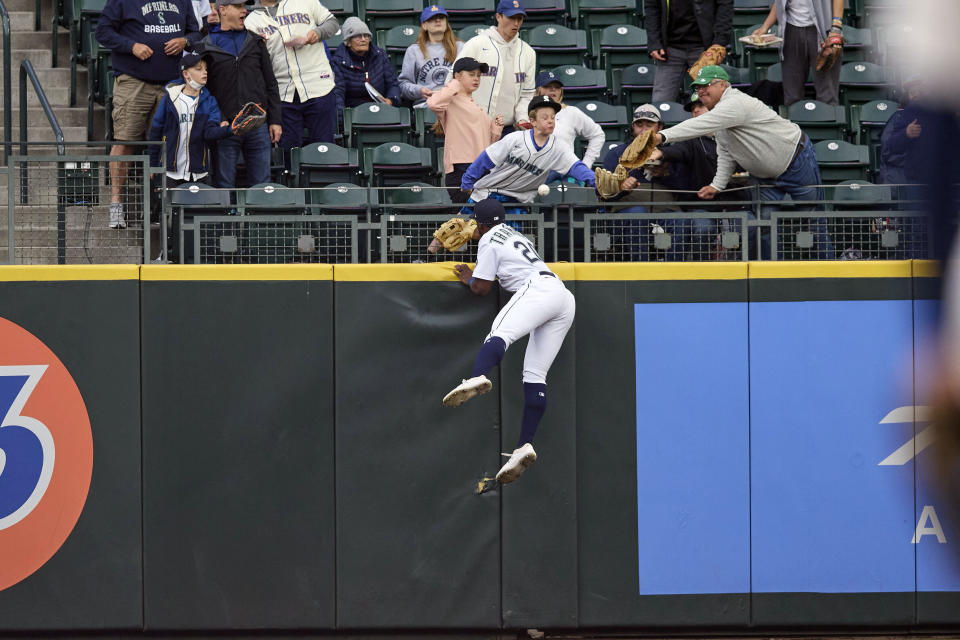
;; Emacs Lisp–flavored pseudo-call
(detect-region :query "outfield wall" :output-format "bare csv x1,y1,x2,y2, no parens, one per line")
0,262,957,634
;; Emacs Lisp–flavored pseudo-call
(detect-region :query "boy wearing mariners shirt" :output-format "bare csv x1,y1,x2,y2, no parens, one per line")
442,198,576,486
460,95,596,210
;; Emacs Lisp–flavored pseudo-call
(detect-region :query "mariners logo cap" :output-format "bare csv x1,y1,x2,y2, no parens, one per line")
180,52,204,71
690,64,729,86
535,71,563,88
527,95,562,115
495,0,527,16
471,198,505,225
632,103,661,123
453,57,490,74
420,4,448,22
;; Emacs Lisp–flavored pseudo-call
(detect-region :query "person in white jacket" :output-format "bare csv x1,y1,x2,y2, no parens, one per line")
455,0,536,131
244,0,339,149
535,70,604,168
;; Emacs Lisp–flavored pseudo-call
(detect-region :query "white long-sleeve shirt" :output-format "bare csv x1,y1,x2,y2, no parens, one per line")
554,104,605,167
455,27,536,126
659,85,802,190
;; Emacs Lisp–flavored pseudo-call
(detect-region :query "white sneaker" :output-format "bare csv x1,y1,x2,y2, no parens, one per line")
109,202,126,229
496,443,537,485
442,375,492,407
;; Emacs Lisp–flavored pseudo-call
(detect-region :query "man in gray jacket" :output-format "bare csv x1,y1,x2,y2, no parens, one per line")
654,65,833,257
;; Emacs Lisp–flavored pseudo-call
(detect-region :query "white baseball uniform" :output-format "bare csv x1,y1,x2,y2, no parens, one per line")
472,223,575,384
470,130,582,203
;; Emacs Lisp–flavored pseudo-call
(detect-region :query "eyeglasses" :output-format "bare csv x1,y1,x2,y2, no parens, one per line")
633,111,659,122
693,79,723,93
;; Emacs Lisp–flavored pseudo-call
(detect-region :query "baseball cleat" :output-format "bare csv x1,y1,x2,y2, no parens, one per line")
442,375,492,407
496,443,537,485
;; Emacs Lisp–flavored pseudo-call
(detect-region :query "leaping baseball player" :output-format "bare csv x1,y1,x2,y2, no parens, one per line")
437,198,576,486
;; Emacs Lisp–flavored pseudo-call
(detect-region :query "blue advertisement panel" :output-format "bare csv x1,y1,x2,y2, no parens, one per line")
750,300,915,594
634,302,750,595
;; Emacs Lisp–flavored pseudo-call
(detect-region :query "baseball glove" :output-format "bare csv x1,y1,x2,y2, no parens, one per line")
595,165,628,199
618,128,659,169
231,102,267,135
816,32,844,71
432,217,477,252
687,44,727,80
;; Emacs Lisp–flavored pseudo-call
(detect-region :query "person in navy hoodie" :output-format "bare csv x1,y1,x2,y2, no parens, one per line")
96,0,200,228
330,17,401,110
195,0,282,189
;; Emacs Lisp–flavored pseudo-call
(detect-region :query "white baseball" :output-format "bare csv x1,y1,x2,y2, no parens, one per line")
537,184,550,197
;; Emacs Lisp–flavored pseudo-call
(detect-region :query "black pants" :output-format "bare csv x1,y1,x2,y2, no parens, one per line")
782,23,842,106
445,163,471,204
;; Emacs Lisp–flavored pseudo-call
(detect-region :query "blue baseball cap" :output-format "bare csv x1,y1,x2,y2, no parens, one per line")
536,70,562,88
495,0,527,16
471,198,505,225
420,4,448,22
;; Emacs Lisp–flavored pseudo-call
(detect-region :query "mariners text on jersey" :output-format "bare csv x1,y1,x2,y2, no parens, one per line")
504,153,545,177
141,1,180,15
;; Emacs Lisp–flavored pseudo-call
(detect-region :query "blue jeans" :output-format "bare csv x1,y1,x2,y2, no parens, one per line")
216,125,271,189
753,134,834,259
280,91,337,150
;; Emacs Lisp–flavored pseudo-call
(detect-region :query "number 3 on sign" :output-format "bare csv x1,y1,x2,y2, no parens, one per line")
513,239,541,264
0,366,55,530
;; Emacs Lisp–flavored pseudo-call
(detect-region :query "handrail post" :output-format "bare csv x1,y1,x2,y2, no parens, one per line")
1,0,11,165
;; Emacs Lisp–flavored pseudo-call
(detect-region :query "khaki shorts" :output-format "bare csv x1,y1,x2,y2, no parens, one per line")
111,74,164,141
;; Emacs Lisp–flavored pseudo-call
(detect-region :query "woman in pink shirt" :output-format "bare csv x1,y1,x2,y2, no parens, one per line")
427,57,503,203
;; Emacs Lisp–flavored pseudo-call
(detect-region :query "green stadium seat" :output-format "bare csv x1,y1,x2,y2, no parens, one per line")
828,179,894,210
380,24,420,67
322,0,355,16
363,142,435,187
550,65,607,101
612,62,655,111
241,183,308,263
737,23,780,73
344,103,413,155
654,100,690,126
326,29,345,49
719,63,753,88
413,107,442,165
518,0,568,27
814,139,870,183
570,0,639,32
528,24,589,67
570,100,629,145
294,142,362,188
840,25,873,63
839,61,891,106
383,182,453,211
732,0,771,30
360,0,424,32
441,0,494,29
457,23,490,40
593,24,650,70
849,98,898,173
170,183,231,263
763,62,814,89
244,183,307,211
309,182,375,211
786,99,848,142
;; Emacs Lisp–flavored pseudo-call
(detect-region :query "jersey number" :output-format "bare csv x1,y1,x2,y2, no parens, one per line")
513,239,541,264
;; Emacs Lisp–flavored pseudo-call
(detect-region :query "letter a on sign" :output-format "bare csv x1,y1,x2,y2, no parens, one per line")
912,505,947,544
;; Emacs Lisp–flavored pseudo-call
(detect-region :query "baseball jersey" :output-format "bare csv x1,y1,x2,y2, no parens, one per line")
244,0,335,102
473,223,552,293
472,130,580,203
168,92,206,181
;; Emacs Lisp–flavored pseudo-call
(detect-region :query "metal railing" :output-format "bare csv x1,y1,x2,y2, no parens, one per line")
19,59,65,157
1,0,12,165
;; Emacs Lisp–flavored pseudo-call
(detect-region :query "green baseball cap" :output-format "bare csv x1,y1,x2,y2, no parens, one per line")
690,65,729,86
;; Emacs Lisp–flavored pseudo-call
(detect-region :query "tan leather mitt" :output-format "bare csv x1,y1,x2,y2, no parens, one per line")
432,217,477,252
618,128,658,169
687,45,727,80
595,165,628,199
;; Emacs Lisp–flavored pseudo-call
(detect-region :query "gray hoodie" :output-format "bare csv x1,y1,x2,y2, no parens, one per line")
399,40,463,104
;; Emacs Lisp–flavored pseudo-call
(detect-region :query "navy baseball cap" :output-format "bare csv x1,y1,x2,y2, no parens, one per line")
420,4,447,22
495,0,527,16
527,94,561,115
471,198,505,225
536,70,562,88
453,57,489,74
180,52,204,71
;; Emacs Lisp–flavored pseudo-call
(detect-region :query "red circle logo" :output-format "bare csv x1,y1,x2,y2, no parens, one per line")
0,317,93,591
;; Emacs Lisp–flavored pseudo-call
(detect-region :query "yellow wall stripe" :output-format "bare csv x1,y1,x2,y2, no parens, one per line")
748,260,913,279
336,263,465,282
0,265,140,281
913,260,940,278
141,264,333,281
574,262,748,281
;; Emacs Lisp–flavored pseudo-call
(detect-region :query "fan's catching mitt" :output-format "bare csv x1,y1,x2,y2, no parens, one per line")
688,45,727,80
429,217,477,253
595,165,627,199
618,128,658,169
231,102,267,135
816,32,844,71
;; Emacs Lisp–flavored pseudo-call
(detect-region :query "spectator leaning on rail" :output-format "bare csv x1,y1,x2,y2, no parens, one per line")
399,5,463,108
96,0,200,229
654,65,832,257
195,0,283,189
753,0,845,106
331,18,402,109
455,0,536,133
243,0,339,149
644,0,733,104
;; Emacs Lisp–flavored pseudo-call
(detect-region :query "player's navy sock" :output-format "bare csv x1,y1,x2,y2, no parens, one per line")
517,382,547,447
471,336,506,378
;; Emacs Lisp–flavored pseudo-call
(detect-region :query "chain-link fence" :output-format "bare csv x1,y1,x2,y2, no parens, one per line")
581,212,750,262
194,215,357,264
772,210,932,260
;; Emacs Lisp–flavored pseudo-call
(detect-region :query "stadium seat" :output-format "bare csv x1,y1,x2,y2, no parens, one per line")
786,100,848,142
527,24,588,68
593,24,650,70
719,63,753,88
242,183,308,263
72,0,106,107
612,62,655,111
244,183,307,211
570,100,629,146
360,0,424,32
326,30,345,49
322,0,355,16
570,0,639,32
380,24,420,67
294,142,362,188
413,107,442,164
343,103,413,155
441,0,494,29
839,61,891,106
517,0,568,27
840,25,873,63
363,142,435,187
849,99,898,173
309,182,375,212
457,23,489,40
814,139,870,183
732,0,771,30
550,65,607,101
654,101,689,126
383,181,453,209
740,24,781,73
170,183,231,264
763,62,813,86
828,179,894,210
